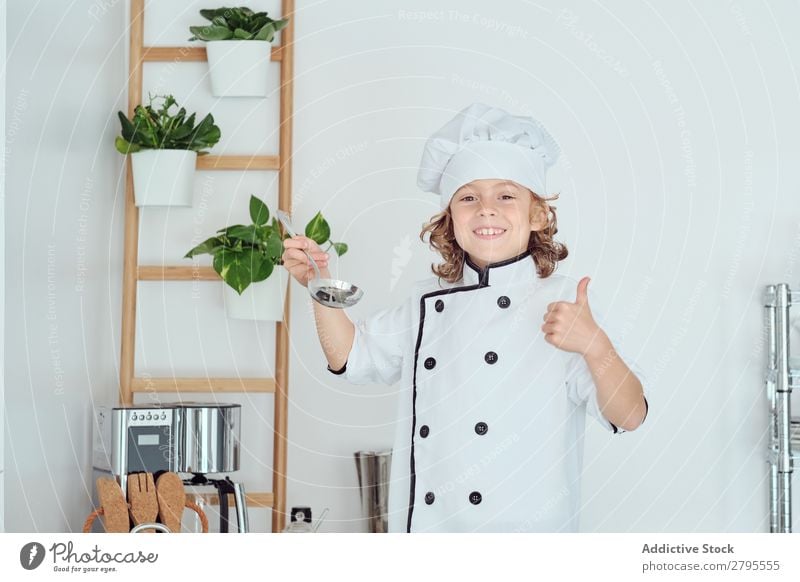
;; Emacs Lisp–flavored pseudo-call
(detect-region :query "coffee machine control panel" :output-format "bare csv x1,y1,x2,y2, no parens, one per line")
128,410,171,424
111,406,181,478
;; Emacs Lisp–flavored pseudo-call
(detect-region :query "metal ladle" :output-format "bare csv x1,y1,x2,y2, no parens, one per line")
277,210,364,309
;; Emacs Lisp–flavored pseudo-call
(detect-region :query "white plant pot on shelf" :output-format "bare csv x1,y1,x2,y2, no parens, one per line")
131,149,197,207
223,268,289,321
205,40,272,97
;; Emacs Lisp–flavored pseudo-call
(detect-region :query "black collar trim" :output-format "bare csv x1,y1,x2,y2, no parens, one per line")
464,249,533,287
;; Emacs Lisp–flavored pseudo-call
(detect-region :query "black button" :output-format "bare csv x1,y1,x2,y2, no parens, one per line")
484,351,498,364
420,425,430,438
497,296,511,309
425,492,435,505
469,491,482,505
435,299,444,312
474,422,488,435
424,357,436,370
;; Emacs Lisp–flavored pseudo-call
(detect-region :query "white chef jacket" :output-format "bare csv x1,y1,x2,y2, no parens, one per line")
328,250,648,532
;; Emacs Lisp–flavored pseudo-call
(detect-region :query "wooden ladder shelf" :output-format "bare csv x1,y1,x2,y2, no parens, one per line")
119,0,295,533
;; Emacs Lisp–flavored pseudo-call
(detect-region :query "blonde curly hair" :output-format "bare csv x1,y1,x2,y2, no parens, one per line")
419,188,568,284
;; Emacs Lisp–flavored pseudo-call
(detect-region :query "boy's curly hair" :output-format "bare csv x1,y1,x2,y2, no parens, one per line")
419,189,568,283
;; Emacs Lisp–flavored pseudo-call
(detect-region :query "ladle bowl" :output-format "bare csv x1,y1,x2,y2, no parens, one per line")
277,210,364,309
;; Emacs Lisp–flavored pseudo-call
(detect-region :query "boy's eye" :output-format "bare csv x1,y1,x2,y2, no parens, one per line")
458,192,515,202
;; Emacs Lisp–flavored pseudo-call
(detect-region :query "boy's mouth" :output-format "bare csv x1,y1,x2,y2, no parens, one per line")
473,227,506,240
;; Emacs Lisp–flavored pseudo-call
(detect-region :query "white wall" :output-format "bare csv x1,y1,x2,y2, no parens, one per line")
0,0,6,533
289,0,800,533
5,0,800,533
4,0,127,531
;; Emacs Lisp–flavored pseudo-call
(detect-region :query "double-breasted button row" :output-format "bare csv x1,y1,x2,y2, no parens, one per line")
423,352,496,369
417,422,487,439
423,491,483,506
433,296,515,313
434,296,510,311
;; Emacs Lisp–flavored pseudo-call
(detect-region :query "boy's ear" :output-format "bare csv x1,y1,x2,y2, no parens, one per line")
530,202,549,231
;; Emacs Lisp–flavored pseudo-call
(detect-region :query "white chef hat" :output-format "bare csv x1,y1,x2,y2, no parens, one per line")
416,102,560,210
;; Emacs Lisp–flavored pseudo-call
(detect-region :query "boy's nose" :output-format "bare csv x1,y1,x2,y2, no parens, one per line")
478,204,498,216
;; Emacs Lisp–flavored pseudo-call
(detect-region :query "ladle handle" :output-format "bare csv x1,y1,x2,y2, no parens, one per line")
277,210,321,279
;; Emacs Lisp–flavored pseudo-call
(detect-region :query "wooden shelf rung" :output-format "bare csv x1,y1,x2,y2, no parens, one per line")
138,266,218,281
141,46,283,62
197,155,280,171
131,377,276,393
189,492,274,509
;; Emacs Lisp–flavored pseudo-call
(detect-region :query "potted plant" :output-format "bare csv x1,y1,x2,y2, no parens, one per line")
116,94,221,207
189,7,290,97
185,195,348,321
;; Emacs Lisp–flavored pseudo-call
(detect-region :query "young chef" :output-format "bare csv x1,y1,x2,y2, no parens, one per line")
282,102,649,532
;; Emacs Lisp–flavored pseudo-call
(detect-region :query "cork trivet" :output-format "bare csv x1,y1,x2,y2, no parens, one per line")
155,472,185,533
95,478,130,533
127,473,159,533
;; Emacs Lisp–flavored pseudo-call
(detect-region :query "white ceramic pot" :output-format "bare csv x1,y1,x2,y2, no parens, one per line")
130,149,197,207
223,267,289,321
205,40,272,97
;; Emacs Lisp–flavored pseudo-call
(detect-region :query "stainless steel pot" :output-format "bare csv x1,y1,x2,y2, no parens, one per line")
178,403,241,474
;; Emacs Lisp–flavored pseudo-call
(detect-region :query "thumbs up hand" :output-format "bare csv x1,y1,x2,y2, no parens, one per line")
541,277,606,356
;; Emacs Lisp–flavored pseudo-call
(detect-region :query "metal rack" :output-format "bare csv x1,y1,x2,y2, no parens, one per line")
764,284,798,532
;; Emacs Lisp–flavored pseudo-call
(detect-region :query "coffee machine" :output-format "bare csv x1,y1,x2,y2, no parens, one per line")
102,402,249,533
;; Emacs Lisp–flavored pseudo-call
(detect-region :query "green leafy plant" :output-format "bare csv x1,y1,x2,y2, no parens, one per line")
188,7,289,42
185,195,348,294
115,94,221,155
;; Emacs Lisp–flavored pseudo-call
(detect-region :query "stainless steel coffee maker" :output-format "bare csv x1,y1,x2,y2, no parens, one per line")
108,402,249,532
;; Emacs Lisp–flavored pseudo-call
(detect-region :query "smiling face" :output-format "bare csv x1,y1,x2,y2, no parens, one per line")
449,179,549,268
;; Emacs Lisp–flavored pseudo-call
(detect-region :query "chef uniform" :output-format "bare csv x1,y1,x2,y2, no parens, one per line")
328,103,649,532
